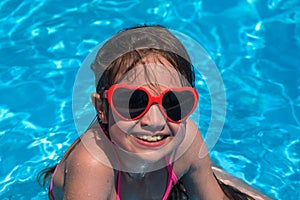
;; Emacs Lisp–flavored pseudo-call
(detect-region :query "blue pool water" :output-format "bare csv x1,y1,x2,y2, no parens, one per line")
1,0,300,199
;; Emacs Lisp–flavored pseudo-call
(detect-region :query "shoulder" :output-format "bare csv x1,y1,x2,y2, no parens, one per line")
174,119,226,199
67,123,118,170
173,119,209,176
65,124,113,167
65,126,115,180
61,127,116,199
66,137,115,183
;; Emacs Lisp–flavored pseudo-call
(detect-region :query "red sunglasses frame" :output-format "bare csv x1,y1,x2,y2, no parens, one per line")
102,84,198,123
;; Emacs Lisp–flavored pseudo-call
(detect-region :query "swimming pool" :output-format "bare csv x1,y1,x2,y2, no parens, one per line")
0,0,299,199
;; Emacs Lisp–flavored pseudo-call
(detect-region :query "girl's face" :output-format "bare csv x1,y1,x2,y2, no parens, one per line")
105,56,192,165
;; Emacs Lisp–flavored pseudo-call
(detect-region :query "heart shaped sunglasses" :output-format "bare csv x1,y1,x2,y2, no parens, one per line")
102,84,198,123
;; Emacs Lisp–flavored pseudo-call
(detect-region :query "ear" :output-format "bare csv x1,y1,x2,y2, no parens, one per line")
91,92,108,123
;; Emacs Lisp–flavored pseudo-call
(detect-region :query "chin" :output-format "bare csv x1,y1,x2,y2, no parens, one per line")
116,140,179,172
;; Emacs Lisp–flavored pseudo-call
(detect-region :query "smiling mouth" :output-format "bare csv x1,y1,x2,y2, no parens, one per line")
135,135,169,142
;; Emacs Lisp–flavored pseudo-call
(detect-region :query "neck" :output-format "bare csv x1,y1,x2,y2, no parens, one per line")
113,147,168,174
126,171,147,180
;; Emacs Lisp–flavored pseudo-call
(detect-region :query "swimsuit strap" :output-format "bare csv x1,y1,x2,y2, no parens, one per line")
116,169,121,200
49,164,59,200
165,156,178,184
162,156,178,200
98,118,110,140
99,124,121,200
116,156,178,200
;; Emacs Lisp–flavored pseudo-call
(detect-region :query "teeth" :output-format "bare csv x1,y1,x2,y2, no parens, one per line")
136,135,164,142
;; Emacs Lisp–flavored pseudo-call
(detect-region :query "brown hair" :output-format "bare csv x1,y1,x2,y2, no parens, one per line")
91,25,194,88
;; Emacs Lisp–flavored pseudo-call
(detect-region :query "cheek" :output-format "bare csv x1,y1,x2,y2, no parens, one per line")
168,122,186,144
168,122,185,136
108,120,128,150
108,109,136,135
108,114,138,152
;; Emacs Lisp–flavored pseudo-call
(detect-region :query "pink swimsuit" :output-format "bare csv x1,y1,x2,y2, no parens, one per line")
115,159,178,200
49,160,178,200
49,165,58,200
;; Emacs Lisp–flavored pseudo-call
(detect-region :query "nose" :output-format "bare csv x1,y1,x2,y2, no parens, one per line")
140,104,166,132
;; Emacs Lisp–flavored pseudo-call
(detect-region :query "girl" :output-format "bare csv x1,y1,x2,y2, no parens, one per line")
39,25,260,200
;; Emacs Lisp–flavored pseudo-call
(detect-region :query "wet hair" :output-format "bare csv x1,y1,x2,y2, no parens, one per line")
217,179,256,200
95,48,195,94
91,25,194,89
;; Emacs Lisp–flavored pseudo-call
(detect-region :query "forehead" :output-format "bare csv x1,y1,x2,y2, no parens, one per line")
117,62,186,88
116,53,188,88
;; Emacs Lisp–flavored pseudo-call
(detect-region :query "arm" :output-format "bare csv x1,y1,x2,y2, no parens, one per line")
181,120,227,200
63,143,115,200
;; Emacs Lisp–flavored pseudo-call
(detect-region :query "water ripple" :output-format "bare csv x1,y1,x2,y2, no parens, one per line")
0,0,299,199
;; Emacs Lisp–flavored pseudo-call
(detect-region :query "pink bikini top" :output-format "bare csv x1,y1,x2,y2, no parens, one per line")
49,166,57,200
115,158,178,200
49,159,178,200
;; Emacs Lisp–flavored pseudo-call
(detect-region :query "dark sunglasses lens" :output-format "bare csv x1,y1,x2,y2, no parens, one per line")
162,91,181,121
163,90,195,121
129,89,148,119
112,88,148,119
